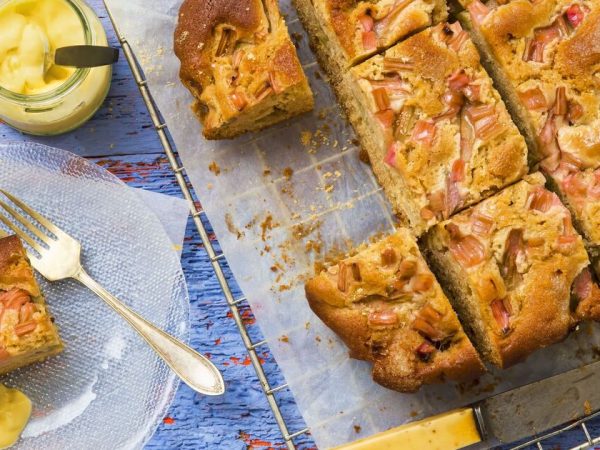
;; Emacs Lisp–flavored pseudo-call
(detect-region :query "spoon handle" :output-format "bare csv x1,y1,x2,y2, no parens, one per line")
54,46,119,68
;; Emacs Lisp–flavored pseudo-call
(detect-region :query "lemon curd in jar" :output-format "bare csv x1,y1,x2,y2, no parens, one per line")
0,0,111,135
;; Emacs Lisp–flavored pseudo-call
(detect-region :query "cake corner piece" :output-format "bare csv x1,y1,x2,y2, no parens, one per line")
174,0,314,140
305,228,486,393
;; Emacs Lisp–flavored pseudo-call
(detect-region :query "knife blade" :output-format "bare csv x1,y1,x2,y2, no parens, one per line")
335,360,600,450
480,359,600,443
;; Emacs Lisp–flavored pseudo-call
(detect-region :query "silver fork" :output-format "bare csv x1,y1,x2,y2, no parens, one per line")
0,190,225,396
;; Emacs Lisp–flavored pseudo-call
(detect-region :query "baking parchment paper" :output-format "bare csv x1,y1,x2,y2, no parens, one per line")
103,1,600,447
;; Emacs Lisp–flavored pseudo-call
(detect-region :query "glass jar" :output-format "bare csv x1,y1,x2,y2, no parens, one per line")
0,0,111,136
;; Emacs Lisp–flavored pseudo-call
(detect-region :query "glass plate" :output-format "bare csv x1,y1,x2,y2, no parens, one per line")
0,142,189,450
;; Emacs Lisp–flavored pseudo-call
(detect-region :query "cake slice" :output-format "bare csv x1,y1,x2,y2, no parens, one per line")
293,0,447,77
174,0,314,139
461,0,600,169
0,235,63,374
340,23,528,234
424,173,591,368
305,228,485,393
545,166,600,279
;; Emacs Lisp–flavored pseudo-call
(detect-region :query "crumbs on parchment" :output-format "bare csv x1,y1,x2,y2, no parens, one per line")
260,214,279,242
225,213,244,240
208,161,221,176
279,335,289,343
353,425,361,434
283,167,294,180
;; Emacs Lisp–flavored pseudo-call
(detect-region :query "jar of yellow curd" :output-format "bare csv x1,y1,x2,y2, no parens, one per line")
0,0,112,135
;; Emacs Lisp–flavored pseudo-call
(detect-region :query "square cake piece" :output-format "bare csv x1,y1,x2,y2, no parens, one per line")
341,23,528,234
424,173,591,368
0,235,63,374
305,228,485,392
293,0,448,76
174,0,314,139
461,0,600,169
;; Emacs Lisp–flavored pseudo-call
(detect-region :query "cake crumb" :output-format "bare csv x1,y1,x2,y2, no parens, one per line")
279,335,289,343
283,167,294,180
353,425,361,434
300,130,312,146
208,161,221,176
584,400,592,415
260,214,279,241
225,213,244,240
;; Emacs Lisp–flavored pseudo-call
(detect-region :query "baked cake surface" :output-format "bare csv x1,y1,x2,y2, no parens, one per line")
546,166,600,278
293,0,448,91
344,23,528,234
174,0,314,139
424,173,591,368
462,0,600,170
305,228,485,392
0,235,63,374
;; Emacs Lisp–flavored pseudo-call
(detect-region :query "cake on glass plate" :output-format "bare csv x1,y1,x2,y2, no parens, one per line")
0,235,63,374
174,0,314,139
424,174,592,368
341,23,528,234
305,228,485,393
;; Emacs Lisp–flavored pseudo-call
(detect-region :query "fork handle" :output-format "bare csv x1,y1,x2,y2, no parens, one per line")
75,269,225,396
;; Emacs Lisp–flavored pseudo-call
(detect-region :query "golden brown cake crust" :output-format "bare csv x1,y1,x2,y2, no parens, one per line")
174,0,313,139
305,229,485,392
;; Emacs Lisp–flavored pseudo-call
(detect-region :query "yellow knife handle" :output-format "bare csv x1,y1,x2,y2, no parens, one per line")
333,407,482,450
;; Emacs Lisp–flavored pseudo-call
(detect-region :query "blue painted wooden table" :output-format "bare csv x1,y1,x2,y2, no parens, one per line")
2,1,599,450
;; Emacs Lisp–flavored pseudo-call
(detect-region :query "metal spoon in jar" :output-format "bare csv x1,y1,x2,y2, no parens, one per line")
41,32,119,74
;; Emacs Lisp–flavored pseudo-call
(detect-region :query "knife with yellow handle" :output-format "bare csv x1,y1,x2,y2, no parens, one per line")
335,359,600,450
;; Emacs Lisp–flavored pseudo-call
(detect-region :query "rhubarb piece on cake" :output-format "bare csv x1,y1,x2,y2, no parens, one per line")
293,0,448,76
342,23,527,234
0,235,63,374
174,0,314,139
424,173,591,368
305,228,485,393
461,0,600,168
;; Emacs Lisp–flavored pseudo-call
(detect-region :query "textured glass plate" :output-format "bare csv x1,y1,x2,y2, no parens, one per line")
0,143,190,450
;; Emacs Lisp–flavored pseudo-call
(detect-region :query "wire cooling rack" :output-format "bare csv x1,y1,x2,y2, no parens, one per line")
102,3,600,449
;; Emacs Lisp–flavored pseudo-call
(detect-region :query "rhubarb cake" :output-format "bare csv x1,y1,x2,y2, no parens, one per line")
424,173,591,368
305,229,485,392
0,235,63,374
341,23,528,234
461,0,600,169
174,0,314,140
293,0,448,77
